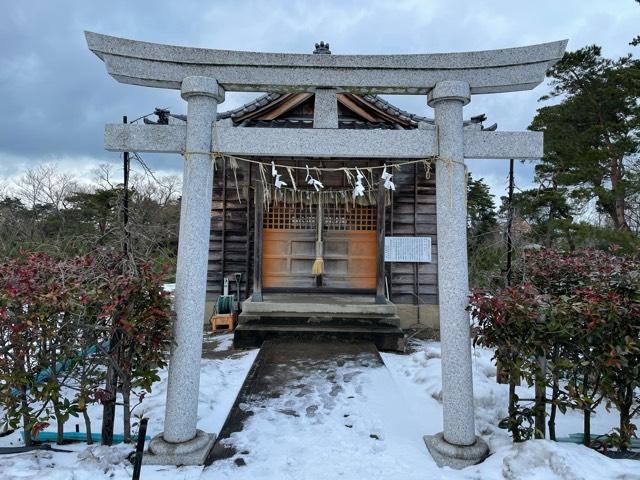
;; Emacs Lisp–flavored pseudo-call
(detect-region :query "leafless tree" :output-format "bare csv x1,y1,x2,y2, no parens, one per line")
14,164,78,211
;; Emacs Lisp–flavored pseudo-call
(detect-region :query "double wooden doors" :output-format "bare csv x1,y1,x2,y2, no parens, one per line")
262,201,377,291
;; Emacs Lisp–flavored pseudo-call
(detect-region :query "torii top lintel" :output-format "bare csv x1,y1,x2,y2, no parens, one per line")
85,32,567,95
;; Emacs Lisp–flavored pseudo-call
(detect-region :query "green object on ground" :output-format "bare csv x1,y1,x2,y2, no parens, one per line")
216,295,234,314
20,431,150,444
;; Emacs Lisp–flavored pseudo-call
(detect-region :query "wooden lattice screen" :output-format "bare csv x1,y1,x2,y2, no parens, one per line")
264,202,375,231
323,204,376,231
264,204,317,230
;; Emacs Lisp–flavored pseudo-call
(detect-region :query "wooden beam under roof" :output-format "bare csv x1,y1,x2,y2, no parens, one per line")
234,93,313,123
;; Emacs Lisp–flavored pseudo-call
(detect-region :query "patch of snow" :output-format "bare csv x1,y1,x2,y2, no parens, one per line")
210,333,234,352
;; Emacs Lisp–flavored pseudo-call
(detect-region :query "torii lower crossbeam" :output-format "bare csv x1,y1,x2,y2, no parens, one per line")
104,123,544,159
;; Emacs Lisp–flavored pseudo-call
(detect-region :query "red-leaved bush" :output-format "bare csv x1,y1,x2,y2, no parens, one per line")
0,250,172,445
470,248,640,450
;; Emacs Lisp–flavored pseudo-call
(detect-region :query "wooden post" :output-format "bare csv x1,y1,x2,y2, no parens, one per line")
252,181,264,302
244,165,252,301
220,155,227,294
506,158,514,287
122,115,130,260
375,180,386,304
413,162,419,306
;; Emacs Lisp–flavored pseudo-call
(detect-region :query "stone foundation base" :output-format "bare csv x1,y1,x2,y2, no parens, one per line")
424,432,489,469
143,430,215,465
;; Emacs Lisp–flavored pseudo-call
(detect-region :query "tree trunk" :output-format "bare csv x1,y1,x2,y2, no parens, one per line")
100,363,118,446
83,408,93,445
122,376,131,443
548,346,560,441
608,156,631,232
583,410,591,447
496,356,509,384
101,328,122,446
53,403,64,445
534,355,547,439
582,375,590,446
21,385,32,447
619,384,633,452
508,379,519,442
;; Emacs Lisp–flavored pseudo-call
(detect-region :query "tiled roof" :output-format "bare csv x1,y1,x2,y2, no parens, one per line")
146,94,493,129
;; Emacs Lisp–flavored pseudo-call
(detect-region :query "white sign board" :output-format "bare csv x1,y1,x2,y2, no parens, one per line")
384,237,432,263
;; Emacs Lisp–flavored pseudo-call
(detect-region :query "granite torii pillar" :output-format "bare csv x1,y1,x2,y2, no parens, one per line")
424,81,489,468
147,76,225,465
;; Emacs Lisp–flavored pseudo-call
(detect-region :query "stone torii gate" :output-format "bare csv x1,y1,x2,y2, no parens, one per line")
85,32,566,468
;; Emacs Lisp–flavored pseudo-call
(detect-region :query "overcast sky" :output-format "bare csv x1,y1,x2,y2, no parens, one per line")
1,0,638,199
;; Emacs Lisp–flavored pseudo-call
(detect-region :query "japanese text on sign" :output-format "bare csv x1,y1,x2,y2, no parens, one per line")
384,237,432,263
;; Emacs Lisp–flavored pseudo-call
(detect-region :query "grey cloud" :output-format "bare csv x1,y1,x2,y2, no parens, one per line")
0,0,637,195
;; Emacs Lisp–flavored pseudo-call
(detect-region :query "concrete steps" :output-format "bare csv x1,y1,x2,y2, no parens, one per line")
234,323,404,351
234,293,405,351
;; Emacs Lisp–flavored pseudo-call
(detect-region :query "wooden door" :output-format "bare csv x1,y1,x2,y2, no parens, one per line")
262,201,376,291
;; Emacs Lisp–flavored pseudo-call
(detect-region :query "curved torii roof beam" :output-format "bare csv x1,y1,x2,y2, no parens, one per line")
85,31,567,95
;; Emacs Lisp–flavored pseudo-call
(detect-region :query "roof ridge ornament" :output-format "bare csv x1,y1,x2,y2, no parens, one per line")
313,41,331,54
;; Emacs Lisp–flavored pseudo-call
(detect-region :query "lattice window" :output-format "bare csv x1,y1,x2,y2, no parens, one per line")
324,204,376,231
264,204,318,230
264,202,375,231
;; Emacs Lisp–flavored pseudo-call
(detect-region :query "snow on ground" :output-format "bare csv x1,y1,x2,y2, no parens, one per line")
1,339,637,480
0,346,257,480
209,333,234,353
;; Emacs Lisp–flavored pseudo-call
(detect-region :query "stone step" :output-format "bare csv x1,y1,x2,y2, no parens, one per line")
233,323,405,351
239,310,399,319
240,294,398,319
238,315,400,328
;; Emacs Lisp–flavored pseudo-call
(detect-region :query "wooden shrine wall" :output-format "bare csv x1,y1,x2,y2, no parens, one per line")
207,158,438,306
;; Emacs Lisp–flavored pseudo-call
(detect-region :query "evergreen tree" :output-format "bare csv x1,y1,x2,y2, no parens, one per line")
529,45,640,234
467,174,498,243
467,174,502,288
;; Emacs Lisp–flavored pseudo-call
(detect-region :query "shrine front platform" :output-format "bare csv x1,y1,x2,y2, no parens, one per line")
235,293,404,351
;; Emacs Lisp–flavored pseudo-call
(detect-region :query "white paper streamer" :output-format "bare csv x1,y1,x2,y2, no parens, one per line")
271,161,287,189
305,164,324,191
353,167,365,197
381,165,395,191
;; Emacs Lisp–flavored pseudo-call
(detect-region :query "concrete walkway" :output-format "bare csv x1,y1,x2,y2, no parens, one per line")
205,339,394,467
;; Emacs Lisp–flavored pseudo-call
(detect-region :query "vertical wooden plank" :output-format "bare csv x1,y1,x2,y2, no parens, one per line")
252,180,264,302
375,179,386,304
244,164,252,301
413,162,419,305
389,159,394,301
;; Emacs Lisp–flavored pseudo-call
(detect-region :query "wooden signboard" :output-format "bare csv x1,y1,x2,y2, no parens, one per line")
384,237,431,263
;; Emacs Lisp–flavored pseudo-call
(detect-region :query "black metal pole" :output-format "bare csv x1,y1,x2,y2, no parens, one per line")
131,417,148,480
505,158,519,439
123,115,130,259
506,158,514,287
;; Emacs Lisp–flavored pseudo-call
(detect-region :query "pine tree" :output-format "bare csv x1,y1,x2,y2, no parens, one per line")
530,45,640,233
467,174,501,288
